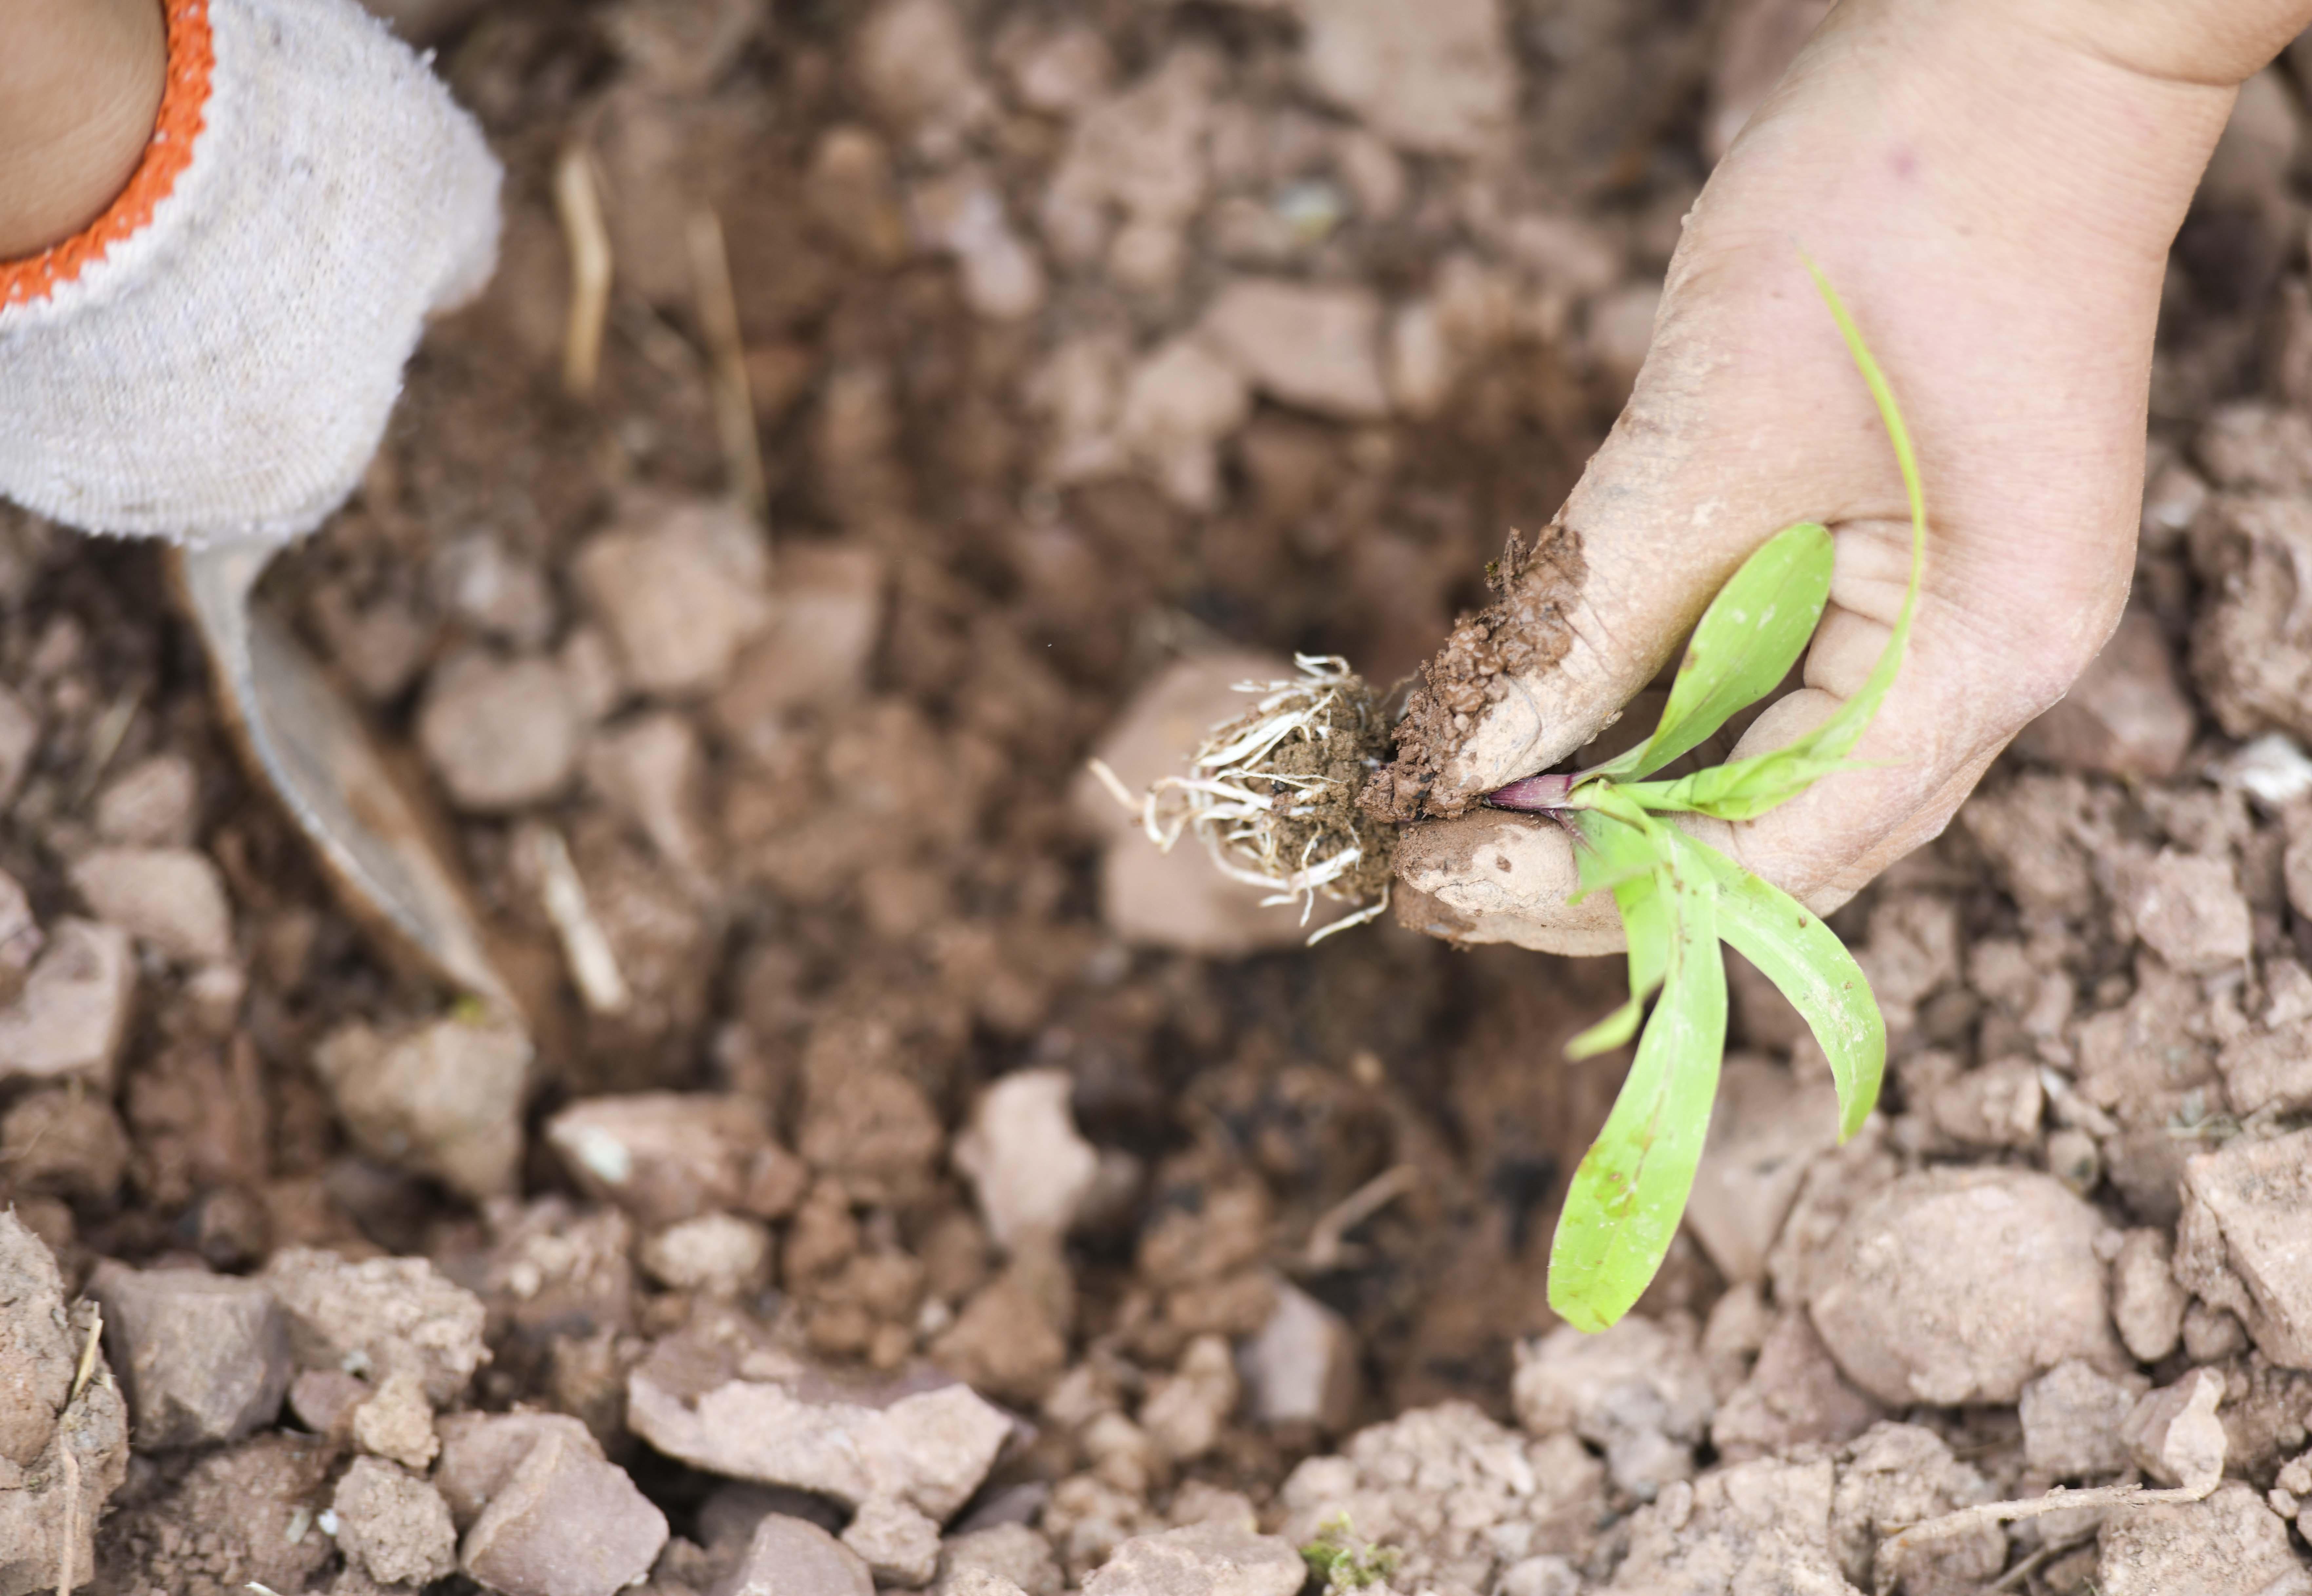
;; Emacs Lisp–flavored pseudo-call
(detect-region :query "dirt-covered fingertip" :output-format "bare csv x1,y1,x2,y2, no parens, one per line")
1392,810,1625,957
1363,519,1591,822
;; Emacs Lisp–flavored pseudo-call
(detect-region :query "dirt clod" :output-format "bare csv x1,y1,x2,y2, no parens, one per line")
312,1014,530,1203
96,1431,331,1596
1809,1168,2125,1407
2111,1227,2190,1364
1241,1282,1359,1432
0,918,135,1088
261,1247,489,1407
68,846,234,965
953,1068,1099,1251
0,1214,127,1596
417,650,583,813
2,1088,129,1202
718,1512,874,1596
2122,1365,2228,1491
1277,1403,1605,1591
1512,1315,1715,1499
545,1093,776,1228
639,1212,774,1298
572,498,773,700
90,1262,291,1451
2098,1481,2312,1596
461,1425,669,1596
1200,280,1390,421
2174,1129,2312,1369
1609,1456,1848,1595
1082,1521,1305,1596
351,1368,438,1469
1709,1308,1880,1463
625,1331,1010,1517
2015,605,2197,779
2021,1358,2150,1479
842,1495,944,1587
331,1455,457,1588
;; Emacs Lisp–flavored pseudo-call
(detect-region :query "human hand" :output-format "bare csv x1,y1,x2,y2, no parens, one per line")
0,0,165,260
1374,0,2312,955
0,0,500,545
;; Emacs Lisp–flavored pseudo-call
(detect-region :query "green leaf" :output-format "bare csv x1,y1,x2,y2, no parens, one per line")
1610,264,1925,824
1564,808,1673,1060
1547,838,1727,1332
1584,521,1834,784
1788,256,1927,760
1679,832,1885,1140
1543,259,1914,1333
1616,747,1856,822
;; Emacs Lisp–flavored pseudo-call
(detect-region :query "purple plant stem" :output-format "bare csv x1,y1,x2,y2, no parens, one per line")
1485,772,1575,811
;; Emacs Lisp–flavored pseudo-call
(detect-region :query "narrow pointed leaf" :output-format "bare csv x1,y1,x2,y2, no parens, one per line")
1547,843,1726,1332
1781,256,1926,765
1679,832,1885,1139
1606,266,1926,824
1585,521,1834,784
1619,749,1854,821
1565,991,1647,1062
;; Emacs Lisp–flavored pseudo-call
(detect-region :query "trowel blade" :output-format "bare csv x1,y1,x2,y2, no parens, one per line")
171,540,521,1020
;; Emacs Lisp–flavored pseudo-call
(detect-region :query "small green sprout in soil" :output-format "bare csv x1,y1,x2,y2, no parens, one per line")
1483,261,1926,1331
1091,654,1397,942
1300,1515,1401,1592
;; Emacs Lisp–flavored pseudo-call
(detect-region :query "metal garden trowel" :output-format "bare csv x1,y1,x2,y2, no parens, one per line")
171,539,523,1021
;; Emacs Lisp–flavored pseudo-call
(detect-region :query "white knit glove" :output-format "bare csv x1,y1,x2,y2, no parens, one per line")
0,0,501,545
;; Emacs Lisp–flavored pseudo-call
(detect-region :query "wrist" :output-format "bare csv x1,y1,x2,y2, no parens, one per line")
1997,0,2312,89
1723,0,2243,287
0,0,166,258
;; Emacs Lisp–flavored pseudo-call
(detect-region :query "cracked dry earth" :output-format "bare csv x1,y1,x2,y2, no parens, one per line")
4,0,2312,1593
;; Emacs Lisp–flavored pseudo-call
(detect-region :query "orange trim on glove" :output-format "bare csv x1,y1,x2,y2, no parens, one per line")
0,0,215,311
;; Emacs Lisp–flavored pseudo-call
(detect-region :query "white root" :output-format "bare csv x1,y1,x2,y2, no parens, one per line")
1087,656,1391,944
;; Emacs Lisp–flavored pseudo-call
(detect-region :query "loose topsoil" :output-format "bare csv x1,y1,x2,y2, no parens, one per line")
3,1,2312,1593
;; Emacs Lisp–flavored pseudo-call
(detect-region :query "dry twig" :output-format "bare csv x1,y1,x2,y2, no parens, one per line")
54,1308,100,1596
553,141,613,399
522,822,630,1015
1304,1163,1419,1272
1872,1476,2219,1595
686,208,768,523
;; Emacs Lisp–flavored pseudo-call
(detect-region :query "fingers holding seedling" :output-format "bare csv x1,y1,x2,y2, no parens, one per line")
1504,266,1921,1328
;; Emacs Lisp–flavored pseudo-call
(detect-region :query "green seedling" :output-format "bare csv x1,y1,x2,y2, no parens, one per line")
1494,261,1927,1332
1300,1515,1401,1593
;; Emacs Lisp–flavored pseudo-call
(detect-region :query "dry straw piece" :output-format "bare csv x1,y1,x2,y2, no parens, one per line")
1093,655,1397,942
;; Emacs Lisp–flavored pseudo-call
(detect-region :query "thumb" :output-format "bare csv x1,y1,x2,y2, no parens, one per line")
1363,263,1896,826
1390,511,2088,959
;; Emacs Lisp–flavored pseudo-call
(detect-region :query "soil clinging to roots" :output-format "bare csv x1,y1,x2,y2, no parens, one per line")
1362,517,1587,822
1133,656,1398,937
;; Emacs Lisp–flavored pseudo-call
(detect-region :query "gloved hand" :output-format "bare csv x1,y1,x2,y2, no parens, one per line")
0,0,500,545
1378,0,2312,956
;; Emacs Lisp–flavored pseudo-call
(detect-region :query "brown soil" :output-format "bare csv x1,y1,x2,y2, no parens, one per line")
2,0,2310,1592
